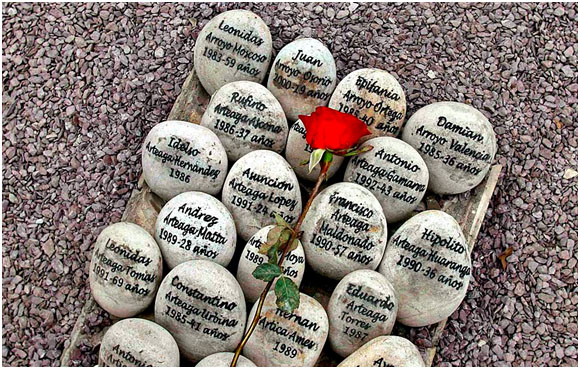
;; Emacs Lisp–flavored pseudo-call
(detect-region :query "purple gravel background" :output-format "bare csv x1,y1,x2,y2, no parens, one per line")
2,2,578,367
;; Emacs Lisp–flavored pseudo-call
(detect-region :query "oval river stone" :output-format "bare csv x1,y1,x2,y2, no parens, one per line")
154,260,247,361
285,119,344,182
338,335,425,367
194,10,273,95
243,291,329,367
155,191,237,269
201,81,288,162
196,352,256,367
344,137,429,223
236,225,305,303
378,210,471,327
267,37,337,122
222,150,302,241
301,182,388,280
329,68,406,140
142,120,228,201
89,222,162,318
99,318,180,367
327,269,398,357
402,101,497,194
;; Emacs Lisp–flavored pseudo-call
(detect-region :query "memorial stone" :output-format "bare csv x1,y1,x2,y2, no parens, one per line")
338,336,425,367
196,352,256,367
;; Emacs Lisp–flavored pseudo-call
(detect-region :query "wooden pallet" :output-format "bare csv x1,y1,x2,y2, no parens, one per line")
60,67,502,367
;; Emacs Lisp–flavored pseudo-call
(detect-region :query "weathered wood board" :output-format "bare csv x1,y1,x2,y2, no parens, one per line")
60,66,502,367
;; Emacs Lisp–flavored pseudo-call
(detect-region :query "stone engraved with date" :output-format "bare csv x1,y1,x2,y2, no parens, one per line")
89,222,163,318
194,10,273,95
142,120,228,201
301,182,388,280
154,260,247,361
243,291,329,367
267,38,337,122
402,101,497,194
329,68,406,140
201,81,288,162
155,191,237,269
378,210,471,327
221,150,302,241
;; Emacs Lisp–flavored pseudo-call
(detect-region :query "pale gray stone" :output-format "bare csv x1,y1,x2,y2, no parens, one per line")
89,222,163,318
142,120,228,201
194,10,272,95
338,335,425,367
243,291,329,366
196,352,256,367
99,318,180,367
329,68,406,140
344,137,429,222
378,210,471,327
328,270,398,357
154,260,246,362
267,38,337,122
201,81,288,162
155,191,237,269
285,119,344,182
301,182,388,280
221,150,302,241
401,101,497,194
236,225,305,303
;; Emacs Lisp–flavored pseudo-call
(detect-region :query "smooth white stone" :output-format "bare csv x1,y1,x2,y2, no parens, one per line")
89,222,162,318
338,335,425,367
194,10,272,95
142,120,228,201
378,210,471,327
327,270,398,357
243,291,329,366
99,318,180,367
301,182,388,280
344,137,429,222
155,191,237,269
196,352,256,367
221,150,302,241
285,119,344,182
401,101,497,194
329,68,406,140
201,81,288,162
267,38,337,122
154,260,246,361
236,225,306,303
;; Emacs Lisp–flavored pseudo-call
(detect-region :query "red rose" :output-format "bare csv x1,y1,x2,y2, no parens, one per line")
299,107,371,151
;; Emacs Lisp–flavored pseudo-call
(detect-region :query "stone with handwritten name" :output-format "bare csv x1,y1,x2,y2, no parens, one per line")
196,352,256,367
301,182,387,280
401,101,497,194
327,270,398,357
329,68,406,140
285,119,344,181
99,318,180,367
267,38,337,122
89,222,163,318
243,291,329,366
201,81,288,162
154,260,247,361
338,335,425,367
237,225,305,303
142,120,228,201
222,150,302,241
344,137,429,223
194,10,272,95
155,191,237,269
378,210,470,327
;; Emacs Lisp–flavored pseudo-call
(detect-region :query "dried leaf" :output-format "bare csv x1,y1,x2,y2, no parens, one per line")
498,247,513,270
274,213,290,229
286,238,300,253
267,225,284,245
555,117,562,130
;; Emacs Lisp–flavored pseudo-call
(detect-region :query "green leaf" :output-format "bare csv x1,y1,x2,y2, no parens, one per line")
267,243,279,264
343,145,374,157
275,277,300,313
274,213,290,229
308,149,326,173
252,263,282,282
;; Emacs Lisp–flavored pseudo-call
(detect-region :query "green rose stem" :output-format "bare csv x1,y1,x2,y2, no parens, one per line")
230,153,333,367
